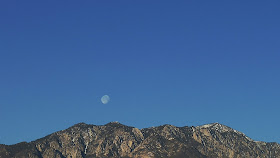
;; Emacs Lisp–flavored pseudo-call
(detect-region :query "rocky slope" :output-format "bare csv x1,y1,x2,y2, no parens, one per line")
0,122,279,158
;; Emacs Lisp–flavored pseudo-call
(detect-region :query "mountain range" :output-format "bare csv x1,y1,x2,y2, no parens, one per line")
0,122,279,158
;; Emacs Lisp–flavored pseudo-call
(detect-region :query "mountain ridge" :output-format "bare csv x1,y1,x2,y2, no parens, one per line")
1,122,279,158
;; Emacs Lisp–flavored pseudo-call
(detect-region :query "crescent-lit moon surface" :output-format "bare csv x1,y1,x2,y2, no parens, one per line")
101,95,110,104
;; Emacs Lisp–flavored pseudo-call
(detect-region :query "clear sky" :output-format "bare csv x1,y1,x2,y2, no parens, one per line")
0,1,279,145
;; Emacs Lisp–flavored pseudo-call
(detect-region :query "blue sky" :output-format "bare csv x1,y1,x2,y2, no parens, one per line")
0,1,279,145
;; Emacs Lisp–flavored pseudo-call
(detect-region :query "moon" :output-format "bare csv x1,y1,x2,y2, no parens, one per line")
101,95,110,104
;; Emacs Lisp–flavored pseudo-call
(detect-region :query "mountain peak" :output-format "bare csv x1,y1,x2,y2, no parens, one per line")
197,122,235,132
1,122,279,158
73,122,88,126
104,121,126,127
107,121,121,124
196,122,255,142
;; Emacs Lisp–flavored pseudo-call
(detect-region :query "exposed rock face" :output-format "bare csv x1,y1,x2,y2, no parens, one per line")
0,122,280,158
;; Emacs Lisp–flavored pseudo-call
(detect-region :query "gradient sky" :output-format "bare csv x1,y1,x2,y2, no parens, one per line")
0,1,280,145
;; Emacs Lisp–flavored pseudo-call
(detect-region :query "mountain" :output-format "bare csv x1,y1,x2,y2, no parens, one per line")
0,122,280,158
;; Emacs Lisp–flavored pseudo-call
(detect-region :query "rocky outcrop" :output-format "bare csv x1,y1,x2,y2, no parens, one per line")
0,122,279,158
